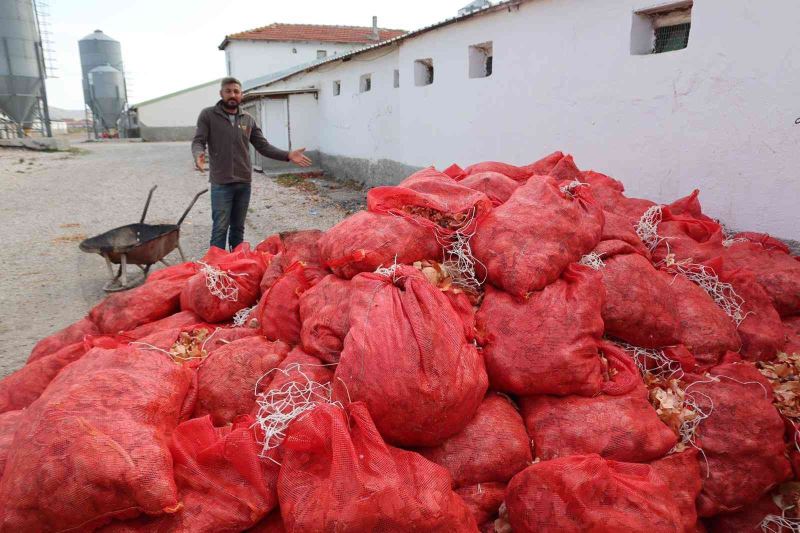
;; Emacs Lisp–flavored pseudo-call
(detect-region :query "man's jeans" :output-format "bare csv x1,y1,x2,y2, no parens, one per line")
210,182,251,250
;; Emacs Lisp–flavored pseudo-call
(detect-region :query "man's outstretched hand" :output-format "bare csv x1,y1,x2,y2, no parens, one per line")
194,153,206,172
288,148,312,167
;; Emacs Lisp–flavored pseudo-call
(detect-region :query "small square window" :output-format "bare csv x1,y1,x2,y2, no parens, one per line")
631,2,692,55
333,80,341,96
654,22,690,53
360,73,372,93
414,59,434,87
317,50,327,59
393,69,400,88
469,42,493,78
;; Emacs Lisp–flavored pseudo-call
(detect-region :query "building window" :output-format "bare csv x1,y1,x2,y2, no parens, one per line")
393,69,400,88
292,47,297,54
360,73,372,93
631,2,692,55
317,50,327,59
414,59,434,86
468,42,493,78
333,80,341,96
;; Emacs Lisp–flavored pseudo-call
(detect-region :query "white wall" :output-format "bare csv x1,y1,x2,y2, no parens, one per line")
287,93,319,151
261,0,800,239
136,81,221,127
226,40,365,85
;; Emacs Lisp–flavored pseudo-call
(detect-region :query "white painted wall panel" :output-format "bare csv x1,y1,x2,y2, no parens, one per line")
137,81,221,127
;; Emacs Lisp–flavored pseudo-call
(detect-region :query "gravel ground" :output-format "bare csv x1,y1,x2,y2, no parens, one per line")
0,141,360,378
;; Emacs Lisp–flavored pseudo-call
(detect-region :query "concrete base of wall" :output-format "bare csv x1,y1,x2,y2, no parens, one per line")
140,126,196,142
317,152,421,188
259,150,322,174
0,137,71,151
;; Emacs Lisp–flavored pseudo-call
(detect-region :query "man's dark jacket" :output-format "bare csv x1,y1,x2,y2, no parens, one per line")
191,100,289,185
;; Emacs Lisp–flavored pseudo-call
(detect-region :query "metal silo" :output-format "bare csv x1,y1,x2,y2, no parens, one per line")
0,0,44,132
87,64,125,130
79,29,126,134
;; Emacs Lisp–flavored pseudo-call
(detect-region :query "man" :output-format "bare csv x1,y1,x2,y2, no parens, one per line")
191,77,312,250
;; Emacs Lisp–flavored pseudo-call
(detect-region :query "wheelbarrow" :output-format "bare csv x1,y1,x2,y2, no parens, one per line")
79,185,208,292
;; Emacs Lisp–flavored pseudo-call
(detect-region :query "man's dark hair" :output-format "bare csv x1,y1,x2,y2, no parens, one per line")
221,77,241,88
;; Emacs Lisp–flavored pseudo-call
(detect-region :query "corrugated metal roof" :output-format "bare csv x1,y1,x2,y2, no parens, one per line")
219,23,407,50
131,78,223,109
244,0,526,93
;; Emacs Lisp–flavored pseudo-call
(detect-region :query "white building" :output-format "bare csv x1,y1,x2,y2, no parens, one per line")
243,0,800,241
219,21,407,87
130,79,222,142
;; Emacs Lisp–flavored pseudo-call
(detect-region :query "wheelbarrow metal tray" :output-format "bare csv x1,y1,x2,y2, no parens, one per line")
79,223,179,265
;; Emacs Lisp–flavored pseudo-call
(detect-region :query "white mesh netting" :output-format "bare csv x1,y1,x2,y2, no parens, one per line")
252,363,341,461
635,205,664,252
198,261,243,302
662,258,747,326
579,252,606,271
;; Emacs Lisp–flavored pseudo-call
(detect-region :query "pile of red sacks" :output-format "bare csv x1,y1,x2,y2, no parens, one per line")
1,151,799,532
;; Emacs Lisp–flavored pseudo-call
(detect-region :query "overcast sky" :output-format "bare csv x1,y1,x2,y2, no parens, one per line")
44,0,473,109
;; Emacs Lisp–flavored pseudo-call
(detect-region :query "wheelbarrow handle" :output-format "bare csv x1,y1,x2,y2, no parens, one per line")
177,188,209,226
140,185,158,224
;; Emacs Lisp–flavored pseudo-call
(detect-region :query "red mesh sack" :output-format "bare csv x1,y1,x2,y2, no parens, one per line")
257,348,333,402
259,253,285,294
0,346,193,531
652,207,726,264
667,190,717,223
597,243,681,347
548,153,582,182
26,316,99,364
195,336,290,426
319,210,441,279
277,402,478,532
255,262,327,344
458,171,521,206
712,260,785,361
146,261,198,284
521,150,565,176
475,264,605,396
669,272,741,366
732,232,791,254
455,482,506,530
418,393,532,487
121,310,203,340
505,454,683,532
298,274,351,363
99,416,276,532
463,161,533,182
0,409,22,474
256,229,323,265
520,342,676,463
705,494,782,532
203,326,260,353
334,266,487,447
246,509,285,532
600,210,652,258
650,450,703,533
685,361,791,516
181,248,267,323
580,170,626,212
367,167,493,234
785,316,800,355
723,242,800,317
0,335,120,414
90,274,190,333
613,195,658,224
472,177,603,298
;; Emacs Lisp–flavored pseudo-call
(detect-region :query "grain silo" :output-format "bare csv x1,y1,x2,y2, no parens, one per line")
0,0,49,137
79,29,127,135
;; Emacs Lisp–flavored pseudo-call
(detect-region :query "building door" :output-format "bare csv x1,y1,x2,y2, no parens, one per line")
264,96,290,153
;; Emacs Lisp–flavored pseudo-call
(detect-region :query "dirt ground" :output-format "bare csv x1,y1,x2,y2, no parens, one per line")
0,141,362,378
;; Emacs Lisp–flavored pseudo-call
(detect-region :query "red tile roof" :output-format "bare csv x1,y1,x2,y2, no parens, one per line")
222,23,407,47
